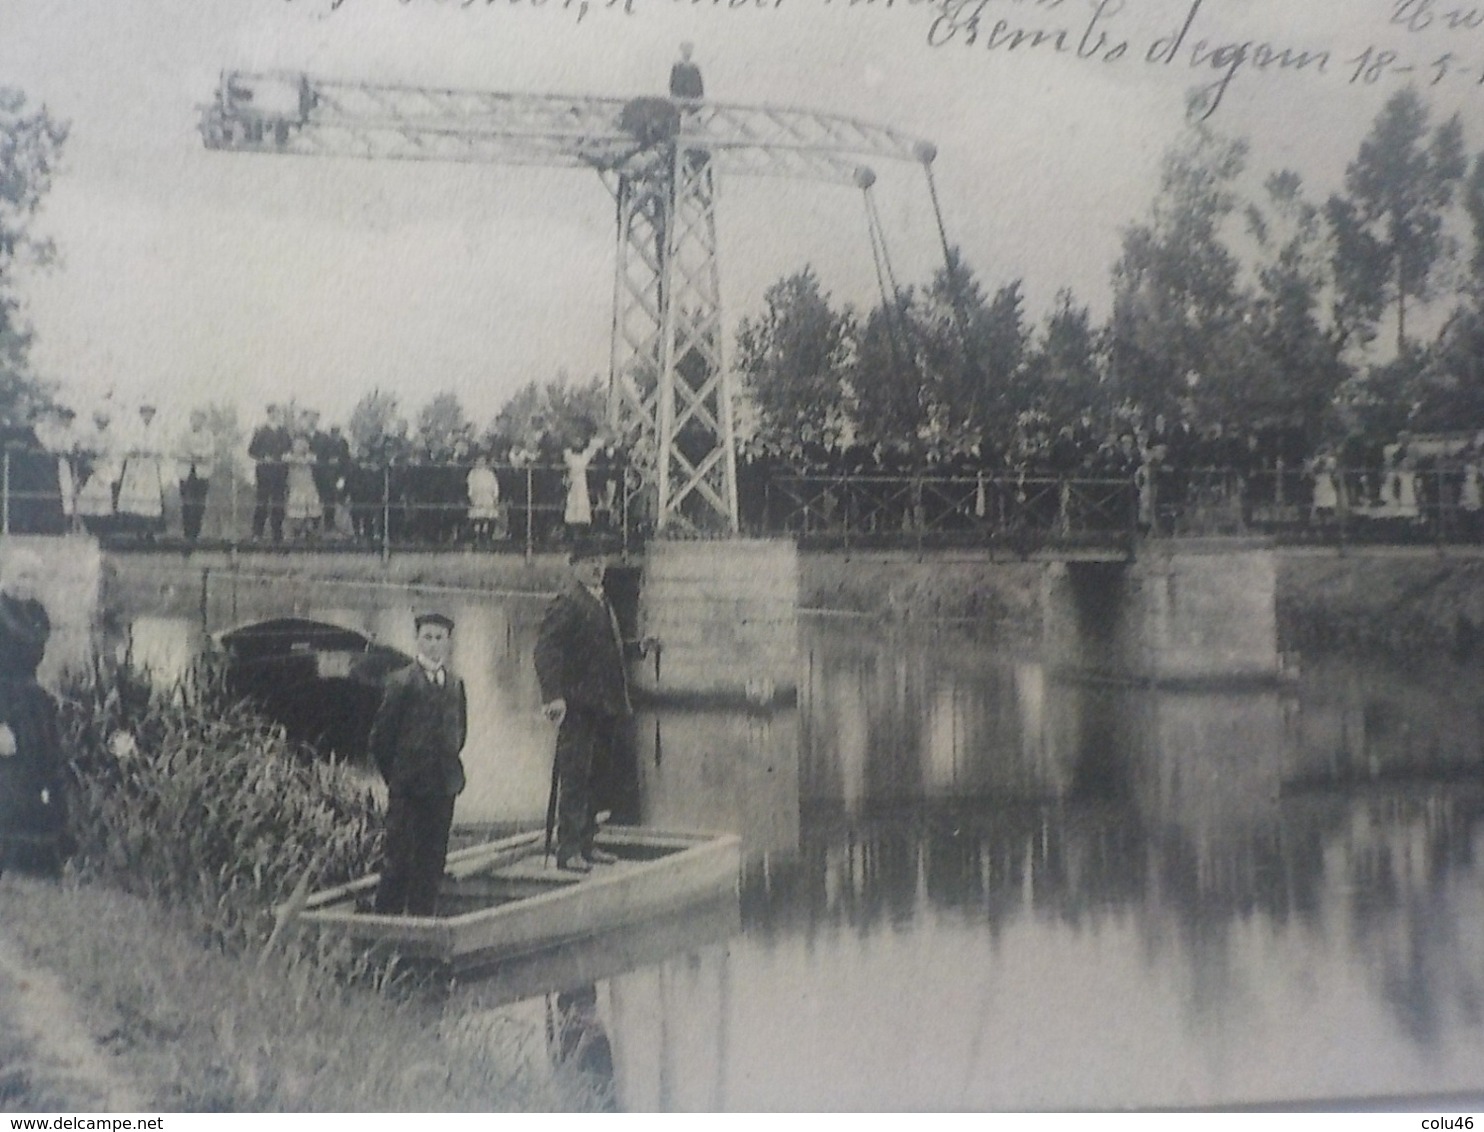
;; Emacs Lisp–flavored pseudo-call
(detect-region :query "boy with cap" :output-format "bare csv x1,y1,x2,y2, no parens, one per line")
368,610,467,915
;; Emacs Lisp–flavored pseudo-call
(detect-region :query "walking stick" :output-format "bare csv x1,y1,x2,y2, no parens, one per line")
543,746,561,864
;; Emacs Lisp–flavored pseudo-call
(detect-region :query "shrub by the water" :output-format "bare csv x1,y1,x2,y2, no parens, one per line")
57,654,384,950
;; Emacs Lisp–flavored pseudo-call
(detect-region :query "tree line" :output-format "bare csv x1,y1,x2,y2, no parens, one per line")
5,86,1484,467
738,89,1484,463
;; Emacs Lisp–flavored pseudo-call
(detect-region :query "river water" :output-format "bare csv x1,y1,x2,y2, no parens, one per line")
125,580,1484,1110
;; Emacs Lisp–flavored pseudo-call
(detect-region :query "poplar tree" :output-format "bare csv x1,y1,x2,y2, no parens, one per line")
1327,88,1466,355
1106,118,1250,422
735,268,855,453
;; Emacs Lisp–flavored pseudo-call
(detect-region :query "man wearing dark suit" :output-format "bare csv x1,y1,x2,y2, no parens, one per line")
669,42,704,101
368,611,467,915
535,540,653,873
248,404,292,542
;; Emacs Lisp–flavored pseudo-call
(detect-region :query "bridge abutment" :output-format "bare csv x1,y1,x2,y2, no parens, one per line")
631,538,799,708
1044,540,1280,686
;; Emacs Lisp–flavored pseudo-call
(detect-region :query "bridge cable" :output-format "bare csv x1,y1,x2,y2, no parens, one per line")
858,169,909,377
921,158,980,385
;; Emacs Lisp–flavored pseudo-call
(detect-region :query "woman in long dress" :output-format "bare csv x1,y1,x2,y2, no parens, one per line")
563,433,603,533
1310,453,1340,525
1391,450,1419,521
115,403,168,535
75,410,121,532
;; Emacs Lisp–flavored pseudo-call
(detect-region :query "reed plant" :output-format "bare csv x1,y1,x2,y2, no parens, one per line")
56,651,384,951
20,654,599,1110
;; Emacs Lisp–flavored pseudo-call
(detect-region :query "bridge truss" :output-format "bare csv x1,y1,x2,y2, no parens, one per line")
200,71,939,532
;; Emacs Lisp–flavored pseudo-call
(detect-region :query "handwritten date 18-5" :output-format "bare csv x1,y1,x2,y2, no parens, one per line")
1349,44,1484,83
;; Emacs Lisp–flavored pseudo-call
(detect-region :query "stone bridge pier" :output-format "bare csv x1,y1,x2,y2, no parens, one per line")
629,538,799,709
1043,539,1281,686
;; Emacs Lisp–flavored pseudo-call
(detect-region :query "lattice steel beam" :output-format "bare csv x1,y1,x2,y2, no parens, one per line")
201,69,935,532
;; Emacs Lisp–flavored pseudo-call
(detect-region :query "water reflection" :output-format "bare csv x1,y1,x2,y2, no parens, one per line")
121,590,1484,1108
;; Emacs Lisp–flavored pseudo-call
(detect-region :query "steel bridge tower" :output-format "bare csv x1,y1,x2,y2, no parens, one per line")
201,72,938,533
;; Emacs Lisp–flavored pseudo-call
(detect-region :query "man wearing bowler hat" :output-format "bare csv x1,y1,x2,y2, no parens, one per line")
368,610,467,914
535,538,654,872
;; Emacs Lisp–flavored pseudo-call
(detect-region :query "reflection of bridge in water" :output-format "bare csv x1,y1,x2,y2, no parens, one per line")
17,532,1484,1108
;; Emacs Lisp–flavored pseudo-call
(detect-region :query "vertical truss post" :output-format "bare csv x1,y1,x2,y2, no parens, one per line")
654,134,737,532
605,164,667,531
604,135,739,534
655,152,680,532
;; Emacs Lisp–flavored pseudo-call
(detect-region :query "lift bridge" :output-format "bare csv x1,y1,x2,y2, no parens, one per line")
200,70,953,533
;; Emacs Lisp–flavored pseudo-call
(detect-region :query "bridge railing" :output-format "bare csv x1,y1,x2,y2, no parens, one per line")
4,440,1484,552
0,442,635,557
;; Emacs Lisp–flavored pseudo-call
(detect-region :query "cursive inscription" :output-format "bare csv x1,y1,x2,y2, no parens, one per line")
279,0,1484,115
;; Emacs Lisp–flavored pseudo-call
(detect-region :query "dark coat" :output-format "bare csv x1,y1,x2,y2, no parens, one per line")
0,595,64,847
367,663,468,797
0,594,48,683
534,581,632,717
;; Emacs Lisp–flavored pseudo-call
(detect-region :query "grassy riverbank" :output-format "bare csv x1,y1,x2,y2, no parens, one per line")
0,952,72,1111
5,657,599,1112
1277,550,1484,659
0,877,591,1111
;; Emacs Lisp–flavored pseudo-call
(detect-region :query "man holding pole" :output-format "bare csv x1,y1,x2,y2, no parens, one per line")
534,539,652,873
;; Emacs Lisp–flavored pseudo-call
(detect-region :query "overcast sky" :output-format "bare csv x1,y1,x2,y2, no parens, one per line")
5,0,1484,431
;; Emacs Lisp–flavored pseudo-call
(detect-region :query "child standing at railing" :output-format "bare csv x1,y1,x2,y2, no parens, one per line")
466,453,502,545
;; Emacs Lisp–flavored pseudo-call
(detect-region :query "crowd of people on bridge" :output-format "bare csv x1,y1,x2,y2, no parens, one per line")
4,394,1484,546
740,409,1484,541
0,396,633,548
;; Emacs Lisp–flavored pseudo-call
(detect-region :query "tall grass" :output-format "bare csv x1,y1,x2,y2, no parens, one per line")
1,880,593,1111
57,652,384,951
27,655,598,1110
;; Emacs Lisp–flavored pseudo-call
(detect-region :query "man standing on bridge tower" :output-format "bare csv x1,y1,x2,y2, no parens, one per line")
669,42,704,101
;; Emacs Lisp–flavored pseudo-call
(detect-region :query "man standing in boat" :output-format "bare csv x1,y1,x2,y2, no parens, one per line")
535,539,653,873
368,611,467,915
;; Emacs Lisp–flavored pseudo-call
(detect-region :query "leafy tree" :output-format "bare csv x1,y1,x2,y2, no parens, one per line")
485,372,604,455
1332,345,1428,440
1106,119,1251,423
1024,289,1106,423
1327,88,1466,355
1409,308,1484,432
347,388,408,462
853,252,1032,455
1463,152,1484,296
413,390,473,461
1240,170,1349,436
0,88,67,425
969,278,1032,435
849,293,929,453
734,268,854,451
